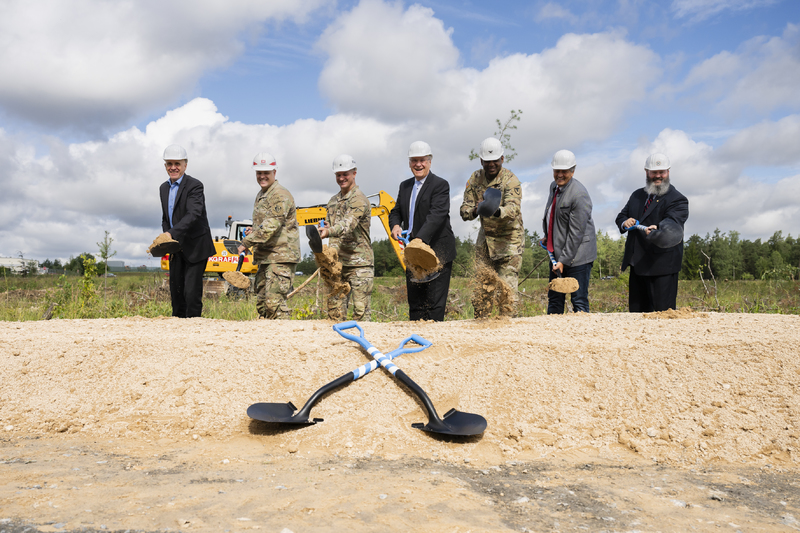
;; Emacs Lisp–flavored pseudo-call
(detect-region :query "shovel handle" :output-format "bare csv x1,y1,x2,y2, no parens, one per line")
350,333,431,379
622,219,649,232
235,251,246,272
539,241,558,268
332,321,410,377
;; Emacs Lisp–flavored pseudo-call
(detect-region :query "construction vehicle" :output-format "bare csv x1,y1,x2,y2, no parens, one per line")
160,190,406,276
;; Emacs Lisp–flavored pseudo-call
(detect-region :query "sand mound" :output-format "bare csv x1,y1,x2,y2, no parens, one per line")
2,313,798,467
547,276,579,294
314,245,350,298
222,271,251,290
404,239,440,281
644,307,709,319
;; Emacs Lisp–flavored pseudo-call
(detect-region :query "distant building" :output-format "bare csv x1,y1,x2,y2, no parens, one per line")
107,260,126,272
0,257,40,274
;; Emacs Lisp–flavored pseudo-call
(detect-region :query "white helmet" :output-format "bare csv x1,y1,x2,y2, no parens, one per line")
478,137,504,161
551,149,576,170
332,154,356,172
163,144,187,161
644,153,670,171
253,152,277,171
408,141,432,158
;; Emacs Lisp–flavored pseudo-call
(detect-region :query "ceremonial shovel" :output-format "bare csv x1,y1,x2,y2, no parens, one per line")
332,321,487,436
246,333,432,425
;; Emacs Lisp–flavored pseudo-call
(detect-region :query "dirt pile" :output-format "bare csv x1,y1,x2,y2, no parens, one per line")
222,270,251,290
146,232,179,256
1,313,798,467
314,245,349,298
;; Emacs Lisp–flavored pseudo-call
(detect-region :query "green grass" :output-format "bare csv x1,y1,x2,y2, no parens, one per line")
1,271,798,322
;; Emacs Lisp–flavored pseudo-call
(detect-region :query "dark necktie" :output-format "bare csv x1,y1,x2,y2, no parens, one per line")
546,187,559,253
643,194,654,216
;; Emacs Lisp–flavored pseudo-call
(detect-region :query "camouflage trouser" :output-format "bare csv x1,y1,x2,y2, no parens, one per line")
473,238,522,318
327,266,373,321
255,263,295,319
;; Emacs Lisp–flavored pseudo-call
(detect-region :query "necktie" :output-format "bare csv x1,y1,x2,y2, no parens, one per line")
643,194,654,217
546,187,559,253
408,180,420,235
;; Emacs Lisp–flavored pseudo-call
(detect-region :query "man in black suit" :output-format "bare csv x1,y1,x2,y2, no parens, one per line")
389,141,456,321
616,153,689,312
159,144,216,318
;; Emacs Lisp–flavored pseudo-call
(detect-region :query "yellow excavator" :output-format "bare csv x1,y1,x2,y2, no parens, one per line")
160,190,405,275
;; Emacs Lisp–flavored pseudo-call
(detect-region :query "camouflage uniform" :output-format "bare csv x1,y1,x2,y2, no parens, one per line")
460,168,524,317
241,181,301,319
325,184,373,321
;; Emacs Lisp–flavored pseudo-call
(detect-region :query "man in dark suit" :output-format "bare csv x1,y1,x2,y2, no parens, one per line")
159,144,216,318
616,153,689,312
389,141,456,321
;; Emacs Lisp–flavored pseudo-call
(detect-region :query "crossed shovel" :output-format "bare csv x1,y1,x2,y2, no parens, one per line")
247,321,487,437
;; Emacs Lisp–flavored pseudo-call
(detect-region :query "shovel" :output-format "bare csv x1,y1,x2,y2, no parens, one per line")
398,230,441,284
332,321,487,437
222,251,251,290
539,241,579,295
306,224,323,254
476,187,502,218
247,333,432,425
622,219,650,233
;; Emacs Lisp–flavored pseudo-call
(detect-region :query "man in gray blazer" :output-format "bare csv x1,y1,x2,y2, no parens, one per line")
541,150,596,313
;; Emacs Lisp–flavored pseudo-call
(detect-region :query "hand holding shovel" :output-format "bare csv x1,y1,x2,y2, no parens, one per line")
222,251,251,290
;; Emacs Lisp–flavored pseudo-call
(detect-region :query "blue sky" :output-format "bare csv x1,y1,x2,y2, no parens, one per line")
1,0,799,266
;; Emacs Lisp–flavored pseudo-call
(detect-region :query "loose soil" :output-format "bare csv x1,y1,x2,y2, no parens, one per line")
472,266,515,318
404,240,440,281
146,234,179,257
314,246,349,299
1,313,799,532
547,277,580,294
222,271,251,291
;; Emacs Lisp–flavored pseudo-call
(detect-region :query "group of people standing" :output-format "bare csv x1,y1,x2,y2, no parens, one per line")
156,140,689,321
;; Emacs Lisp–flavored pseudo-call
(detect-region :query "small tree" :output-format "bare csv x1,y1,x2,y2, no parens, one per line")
469,109,523,163
97,230,117,315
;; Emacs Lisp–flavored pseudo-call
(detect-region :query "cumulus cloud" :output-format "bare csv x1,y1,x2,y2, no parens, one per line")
317,0,660,165
0,0,331,131
535,2,577,23
672,0,780,22
677,24,800,116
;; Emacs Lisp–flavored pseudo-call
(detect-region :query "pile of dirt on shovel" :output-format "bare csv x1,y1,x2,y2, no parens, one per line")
547,276,580,293
1,313,799,467
404,239,440,280
314,245,350,298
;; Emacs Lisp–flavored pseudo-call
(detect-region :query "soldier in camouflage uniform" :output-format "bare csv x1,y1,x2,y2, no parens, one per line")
238,153,300,319
460,138,524,317
317,154,373,321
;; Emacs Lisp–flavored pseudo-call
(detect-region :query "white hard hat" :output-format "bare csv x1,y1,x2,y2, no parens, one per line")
253,152,277,171
163,144,188,161
332,154,357,172
551,149,576,170
644,153,670,171
478,137,504,161
408,141,432,158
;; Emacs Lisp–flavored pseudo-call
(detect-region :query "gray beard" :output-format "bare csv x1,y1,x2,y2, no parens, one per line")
645,177,670,196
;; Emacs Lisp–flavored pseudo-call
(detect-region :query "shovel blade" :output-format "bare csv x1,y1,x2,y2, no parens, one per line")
412,409,487,436
306,225,323,254
247,402,320,425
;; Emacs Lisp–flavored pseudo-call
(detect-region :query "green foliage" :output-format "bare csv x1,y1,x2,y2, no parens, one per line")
373,238,403,277
469,109,523,163
295,253,318,276
80,256,98,313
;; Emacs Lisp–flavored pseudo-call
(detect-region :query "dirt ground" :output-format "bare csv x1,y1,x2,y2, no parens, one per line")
1,313,799,532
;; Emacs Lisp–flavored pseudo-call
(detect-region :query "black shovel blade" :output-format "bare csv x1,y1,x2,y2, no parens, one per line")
306,225,323,254
409,270,441,284
476,187,502,217
412,408,487,436
246,401,321,425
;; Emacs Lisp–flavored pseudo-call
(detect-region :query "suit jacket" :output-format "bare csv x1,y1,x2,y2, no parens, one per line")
615,184,689,276
541,177,596,267
160,174,216,264
388,172,456,264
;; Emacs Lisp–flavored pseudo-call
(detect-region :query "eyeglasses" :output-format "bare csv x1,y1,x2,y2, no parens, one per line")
165,162,184,168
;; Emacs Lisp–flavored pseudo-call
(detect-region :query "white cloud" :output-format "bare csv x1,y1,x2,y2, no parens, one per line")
535,2,577,23
678,24,800,116
0,0,331,131
671,0,780,22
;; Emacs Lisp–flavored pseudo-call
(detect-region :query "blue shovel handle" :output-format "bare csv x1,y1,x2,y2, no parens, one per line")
333,321,431,377
539,240,558,267
622,219,650,232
